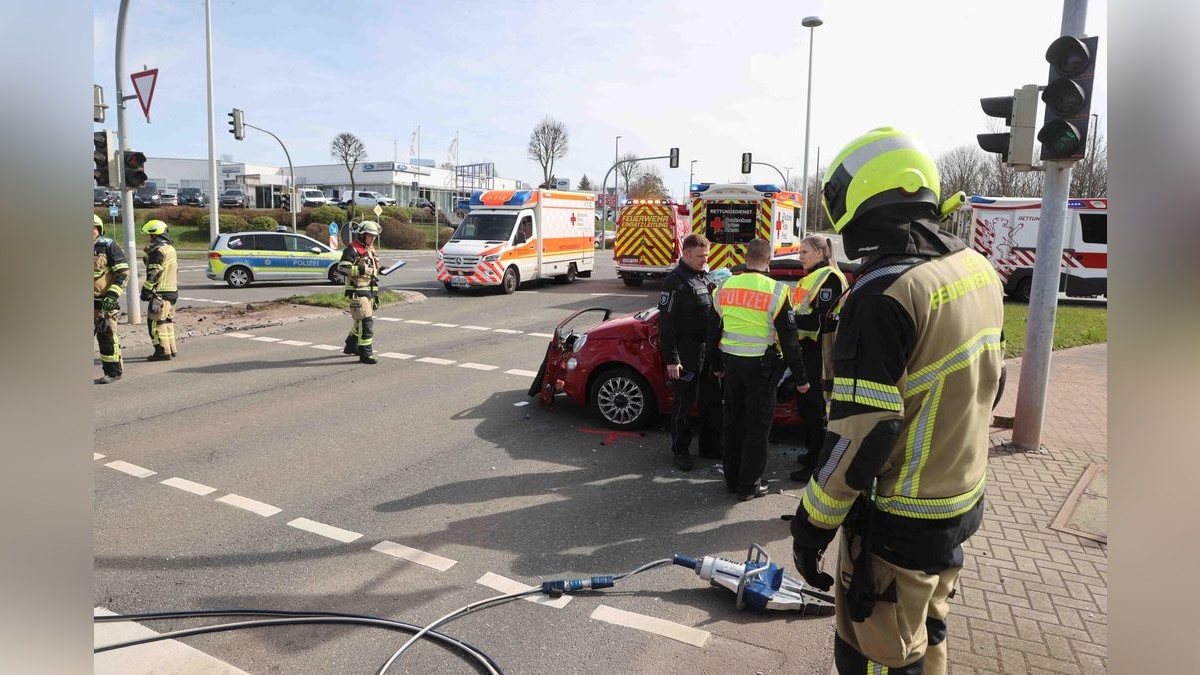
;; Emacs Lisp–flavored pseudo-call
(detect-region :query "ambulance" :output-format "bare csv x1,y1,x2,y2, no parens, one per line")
612,198,691,287
436,189,596,294
966,196,1107,301
689,183,804,270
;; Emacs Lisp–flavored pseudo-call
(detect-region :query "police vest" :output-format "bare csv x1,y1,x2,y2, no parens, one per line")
712,272,788,357
790,265,848,341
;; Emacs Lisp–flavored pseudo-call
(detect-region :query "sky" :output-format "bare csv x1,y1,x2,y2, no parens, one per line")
93,0,1108,199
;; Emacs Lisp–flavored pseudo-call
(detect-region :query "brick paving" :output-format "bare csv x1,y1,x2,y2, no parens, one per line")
950,344,1108,674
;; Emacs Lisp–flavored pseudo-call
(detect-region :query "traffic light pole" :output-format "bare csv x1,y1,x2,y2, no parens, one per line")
1011,0,1088,450
114,0,141,325
244,122,297,232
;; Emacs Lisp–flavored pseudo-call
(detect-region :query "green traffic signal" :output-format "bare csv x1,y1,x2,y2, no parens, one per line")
1039,35,1099,161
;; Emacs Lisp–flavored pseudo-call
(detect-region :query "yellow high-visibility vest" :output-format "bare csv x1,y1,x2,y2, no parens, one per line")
712,272,788,356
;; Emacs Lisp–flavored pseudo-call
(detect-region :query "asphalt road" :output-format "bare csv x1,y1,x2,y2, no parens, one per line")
94,256,839,674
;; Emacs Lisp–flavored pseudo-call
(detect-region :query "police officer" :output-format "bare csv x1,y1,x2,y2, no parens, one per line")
140,219,179,361
338,221,381,364
707,238,808,501
788,234,848,483
657,233,723,471
790,128,1004,674
93,214,130,384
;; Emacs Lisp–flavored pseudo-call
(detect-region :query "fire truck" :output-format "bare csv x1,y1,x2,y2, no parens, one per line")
689,183,804,270
966,196,1108,301
612,198,691,286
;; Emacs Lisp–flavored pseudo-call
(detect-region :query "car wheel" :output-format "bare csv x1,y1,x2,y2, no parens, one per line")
622,277,644,287
589,366,655,429
328,266,345,285
225,266,252,288
1014,277,1032,303
501,266,520,294
444,281,458,292
555,263,577,284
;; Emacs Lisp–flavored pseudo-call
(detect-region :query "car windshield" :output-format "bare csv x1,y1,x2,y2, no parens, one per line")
452,213,516,241
135,187,156,195
223,190,242,196
180,189,199,195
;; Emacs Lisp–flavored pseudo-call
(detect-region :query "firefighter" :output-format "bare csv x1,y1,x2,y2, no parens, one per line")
707,238,808,501
93,214,129,384
788,234,848,483
140,219,179,361
789,128,1004,675
338,221,381,364
657,233,723,471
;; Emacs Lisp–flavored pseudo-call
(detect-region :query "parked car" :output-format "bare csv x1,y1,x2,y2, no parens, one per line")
299,188,330,207
159,193,178,206
94,187,116,207
594,230,615,248
178,187,208,207
338,190,395,207
206,231,343,288
132,186,161,208
219,188,249,208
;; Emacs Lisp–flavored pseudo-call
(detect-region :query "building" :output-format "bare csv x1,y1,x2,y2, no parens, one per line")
142,157,526,211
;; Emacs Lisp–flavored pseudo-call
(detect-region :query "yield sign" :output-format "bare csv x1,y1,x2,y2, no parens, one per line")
130,68,159,119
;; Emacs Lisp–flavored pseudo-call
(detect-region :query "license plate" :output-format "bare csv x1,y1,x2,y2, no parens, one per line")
620,256,639,264
451,276,469,287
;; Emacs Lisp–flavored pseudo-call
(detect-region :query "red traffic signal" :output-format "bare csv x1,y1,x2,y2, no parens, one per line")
123,150,148,188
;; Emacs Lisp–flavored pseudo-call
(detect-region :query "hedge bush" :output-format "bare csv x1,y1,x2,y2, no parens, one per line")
438,226,456,244
247,215,280,231
307,205,349,225
197,213,249,232
380,217,425,249
305,222,332,242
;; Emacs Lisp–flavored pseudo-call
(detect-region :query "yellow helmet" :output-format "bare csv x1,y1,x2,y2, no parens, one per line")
142,219,168,236
359,220,381,237
821,127,941,233
93,214,103,229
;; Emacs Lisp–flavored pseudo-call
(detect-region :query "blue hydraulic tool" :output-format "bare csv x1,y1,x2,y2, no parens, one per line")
673,543,835,615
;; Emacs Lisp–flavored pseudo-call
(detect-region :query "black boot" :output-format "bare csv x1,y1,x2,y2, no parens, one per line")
343,336,358,355
358,347,377,365
672,453,694,471
95,366,122,384
147,346,171,362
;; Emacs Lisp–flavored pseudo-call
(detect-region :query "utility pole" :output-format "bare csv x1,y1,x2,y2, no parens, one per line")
204,0,219,241
243,122,297,232
114,0,141,325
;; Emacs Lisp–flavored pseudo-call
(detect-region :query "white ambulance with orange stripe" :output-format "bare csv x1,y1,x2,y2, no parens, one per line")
436,189,596,294
689,183,804,271
612,198,690,287
966,196,1107,301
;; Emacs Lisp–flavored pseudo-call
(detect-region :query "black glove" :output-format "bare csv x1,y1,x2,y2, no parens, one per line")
371,294,380,310
140,288,153,302
792,543,835,591
100,291,121,312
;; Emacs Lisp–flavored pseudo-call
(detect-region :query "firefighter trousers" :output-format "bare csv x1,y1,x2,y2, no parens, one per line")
348,296,374,356
833,529,961,675
94,308,122,376
147,297,177,355
721,354,778,493
669,341,723,458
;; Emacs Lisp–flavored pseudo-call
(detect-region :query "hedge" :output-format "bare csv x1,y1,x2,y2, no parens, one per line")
380,217,426,249
247,215,280,231
197,213,249,232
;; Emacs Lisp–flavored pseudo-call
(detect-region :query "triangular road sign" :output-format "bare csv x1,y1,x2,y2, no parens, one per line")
130,68,159,120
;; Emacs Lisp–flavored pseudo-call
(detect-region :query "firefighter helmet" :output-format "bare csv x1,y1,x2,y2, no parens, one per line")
93,214,103,229
142,219,169,236
821,127,941,233
359,221,381,237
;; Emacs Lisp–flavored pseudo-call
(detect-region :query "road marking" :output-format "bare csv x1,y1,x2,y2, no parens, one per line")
216,494,281,517
505,369,538,377
379,352,414,360
590,605,709,647
492,328,523,334
251,336,281,342
372,541,457,571
94,607,251,675
287,517,362,543
514,401,530,407
161,477,217,496
417,357,455,365
588,293,644,298
529,332,553,338
459,362,498,371
226,332,254,338
94,453,106,460
461,325,491,331
432,322,459,328
516,290,539,294
105,460,155,478
405,320,432,325
179,297,238,305
278,340,311,346
476,572,570,608
311,344,342,351
376,317,402,322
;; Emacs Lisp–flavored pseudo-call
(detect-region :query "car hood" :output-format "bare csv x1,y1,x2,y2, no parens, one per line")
583,308,658,341
440,241,507,256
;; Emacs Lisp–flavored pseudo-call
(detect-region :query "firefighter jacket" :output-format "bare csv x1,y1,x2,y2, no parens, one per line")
142,237,179,300
339,241,379,298
94,236,130,300
791,262,848,343
707,270,808,382
792,243,1004,572
657,262,714,365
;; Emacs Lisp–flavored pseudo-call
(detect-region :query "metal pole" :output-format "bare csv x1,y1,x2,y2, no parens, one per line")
751,161,788,187
689,159,696,188
1011,0,1088,450
800,16,823,236
243,123,295,232
115,0,141,325
204,0,219,241
611,135,621,249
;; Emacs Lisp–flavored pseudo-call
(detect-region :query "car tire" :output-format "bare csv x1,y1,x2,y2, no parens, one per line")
225,266,253,288
1014,277,1032,303
444,281,458,292
328,266,345,285
501,266,520,294
555,263,577,284
622,277,644,287
589,366,656,430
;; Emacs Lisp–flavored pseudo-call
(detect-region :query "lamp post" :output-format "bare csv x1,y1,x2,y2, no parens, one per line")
784,166,793,189
689,159,697,188
800,15,823,234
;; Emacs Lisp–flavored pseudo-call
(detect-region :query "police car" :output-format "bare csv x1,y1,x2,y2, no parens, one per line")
207,230,344,288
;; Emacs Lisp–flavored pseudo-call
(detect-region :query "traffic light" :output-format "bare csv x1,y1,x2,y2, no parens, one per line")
93,130,116,187
280,192,291,212
669,147,679,168
976,84,1039,170
123,150,148,188
741,152,752,174
227,108,245,141
1038,35,1099,161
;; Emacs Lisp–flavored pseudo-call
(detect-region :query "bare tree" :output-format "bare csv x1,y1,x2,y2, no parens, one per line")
527,117,570,188
330,132,367,218
936,145,991,199
628,166,668,199
1070,128,1107,197
616,151,640,199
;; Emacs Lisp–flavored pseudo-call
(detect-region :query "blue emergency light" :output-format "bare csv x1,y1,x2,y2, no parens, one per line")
753,184,781,194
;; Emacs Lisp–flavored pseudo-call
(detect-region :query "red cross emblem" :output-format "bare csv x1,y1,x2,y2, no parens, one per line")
570,213,577,226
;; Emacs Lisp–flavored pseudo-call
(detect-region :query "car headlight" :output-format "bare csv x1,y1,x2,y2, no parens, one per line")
566,357,578,370
572,334,588,352
482,254,501,262
436,251,444,260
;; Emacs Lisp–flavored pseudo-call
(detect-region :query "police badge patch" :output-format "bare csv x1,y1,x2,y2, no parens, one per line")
819,288,833,303
658,291,672,309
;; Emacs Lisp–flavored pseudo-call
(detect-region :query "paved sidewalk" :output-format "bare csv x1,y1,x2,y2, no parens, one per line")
950,344,1108,674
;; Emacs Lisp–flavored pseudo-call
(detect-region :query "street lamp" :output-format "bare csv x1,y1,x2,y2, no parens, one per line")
783,166,793,188
800,15,823,234
613,135,621,226
689,159,697,188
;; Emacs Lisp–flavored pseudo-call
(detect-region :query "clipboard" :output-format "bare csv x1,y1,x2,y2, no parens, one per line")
379,260,407,276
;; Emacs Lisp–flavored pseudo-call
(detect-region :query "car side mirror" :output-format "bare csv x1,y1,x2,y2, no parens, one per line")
514,233,527,245
308,246,322,254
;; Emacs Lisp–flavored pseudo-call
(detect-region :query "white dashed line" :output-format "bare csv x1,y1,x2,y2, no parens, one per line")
590,605,710,647
226,332,254,338
405,320,432,325
379,352,414,360
376,317,402,322
287,517,362,543
492,329,523,334
416,357,456,365
432,323,459,328
528,333,553,338
216,494,282,517
372,541,457,571
311,344,342,351
278,340,311,346
505,369,538,377
161,477,217,496
514,401,530,407
476,572,570,608
105,460,156,478
94,453,106,460
461,325,492,331
459,362,499,371
251,336,282,342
